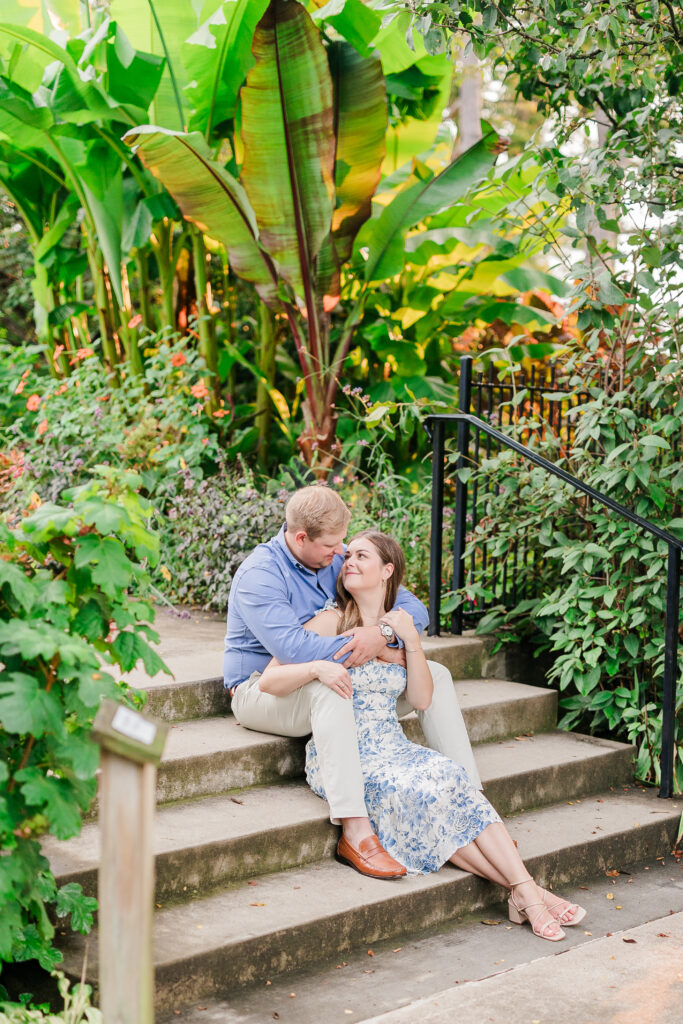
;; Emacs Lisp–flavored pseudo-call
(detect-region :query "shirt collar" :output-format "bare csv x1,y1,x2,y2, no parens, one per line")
274,523,316,575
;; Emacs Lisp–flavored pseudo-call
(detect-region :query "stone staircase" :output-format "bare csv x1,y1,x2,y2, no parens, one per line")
42,622,681,1017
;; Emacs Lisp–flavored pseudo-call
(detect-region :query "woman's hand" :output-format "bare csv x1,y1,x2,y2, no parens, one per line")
381,609,421,649
312,660,353,699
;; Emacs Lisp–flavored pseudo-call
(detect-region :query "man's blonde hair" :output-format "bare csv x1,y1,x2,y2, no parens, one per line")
285,486,351,539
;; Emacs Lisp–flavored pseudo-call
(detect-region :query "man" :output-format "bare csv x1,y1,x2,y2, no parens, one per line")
223,486,480,879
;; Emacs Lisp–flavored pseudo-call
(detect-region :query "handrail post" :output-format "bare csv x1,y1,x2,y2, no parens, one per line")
659,543,681,798
452,357,472,634
428,418,445,636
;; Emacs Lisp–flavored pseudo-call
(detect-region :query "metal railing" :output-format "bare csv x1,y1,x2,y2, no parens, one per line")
424,401,683,800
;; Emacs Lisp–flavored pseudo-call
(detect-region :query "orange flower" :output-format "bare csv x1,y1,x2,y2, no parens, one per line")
75,347,94,360
26,394,41,411
190,381,210,399
56,383,68,395
212,408,230,418
15,369,31,394
52,344,65,365
128,314,143,329
37,418,48,436
171,352,187,367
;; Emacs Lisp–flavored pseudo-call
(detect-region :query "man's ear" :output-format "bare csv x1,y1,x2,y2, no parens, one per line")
293,529,308,547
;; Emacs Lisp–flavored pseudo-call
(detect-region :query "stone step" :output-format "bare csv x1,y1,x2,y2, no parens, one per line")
140,636,489,723
45,731,633,902
57,787,680,1013
152,680,558,804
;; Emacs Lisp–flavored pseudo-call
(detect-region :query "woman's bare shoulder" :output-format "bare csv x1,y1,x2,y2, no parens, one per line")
303,608,340,636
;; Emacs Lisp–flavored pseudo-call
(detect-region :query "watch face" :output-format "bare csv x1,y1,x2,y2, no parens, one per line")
380,623,393,639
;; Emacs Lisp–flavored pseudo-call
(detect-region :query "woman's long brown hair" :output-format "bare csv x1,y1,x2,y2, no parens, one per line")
335,532,406,634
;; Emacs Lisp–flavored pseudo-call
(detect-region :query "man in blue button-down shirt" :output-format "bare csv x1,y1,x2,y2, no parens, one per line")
224,486,479,879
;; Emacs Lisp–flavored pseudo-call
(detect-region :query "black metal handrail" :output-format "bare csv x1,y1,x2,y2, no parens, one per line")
424,409,682,800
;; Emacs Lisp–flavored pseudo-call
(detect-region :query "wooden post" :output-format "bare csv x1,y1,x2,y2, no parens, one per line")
92,701,169,1024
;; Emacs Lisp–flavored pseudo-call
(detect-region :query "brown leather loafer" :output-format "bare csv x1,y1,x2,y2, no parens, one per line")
336,834,407,879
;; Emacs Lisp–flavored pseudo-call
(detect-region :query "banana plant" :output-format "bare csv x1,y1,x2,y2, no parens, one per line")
125,0,501,472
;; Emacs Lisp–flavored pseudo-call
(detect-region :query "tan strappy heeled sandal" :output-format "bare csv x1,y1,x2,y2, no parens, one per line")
540,888,587,927
507,879,566,942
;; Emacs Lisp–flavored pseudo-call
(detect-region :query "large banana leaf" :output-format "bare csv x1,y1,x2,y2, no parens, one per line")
357,131,501,284
182,0,269,139
0,21,88,94
311,0,382,58
123,125,279,306
0,77,54,151
240,0,335,303
109,0,202,129
0,1,82,37
328,40,386,264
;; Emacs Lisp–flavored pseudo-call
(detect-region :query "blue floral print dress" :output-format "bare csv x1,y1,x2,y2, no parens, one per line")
305,659,501,874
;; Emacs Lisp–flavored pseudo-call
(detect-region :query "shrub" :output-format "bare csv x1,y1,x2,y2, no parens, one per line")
155,458,289,610
2,337,222,514
0,971,101,1023
453,361,683,790
0,468,167,969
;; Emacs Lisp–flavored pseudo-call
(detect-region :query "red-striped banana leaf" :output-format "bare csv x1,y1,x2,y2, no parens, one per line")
123,125,279,307
240,0,335,306
328,40,386,265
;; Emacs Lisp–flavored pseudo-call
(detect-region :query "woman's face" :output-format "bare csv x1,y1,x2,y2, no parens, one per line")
341,537,393,593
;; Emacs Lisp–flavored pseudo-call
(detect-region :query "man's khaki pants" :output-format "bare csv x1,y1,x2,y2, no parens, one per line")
230,660,481,824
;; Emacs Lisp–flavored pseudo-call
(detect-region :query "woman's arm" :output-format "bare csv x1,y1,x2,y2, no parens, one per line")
258,611,352,699
380,609,433,711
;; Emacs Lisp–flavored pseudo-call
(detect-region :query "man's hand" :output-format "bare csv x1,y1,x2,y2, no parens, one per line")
333,624,386,668
377,645,407,668
313,660,353,698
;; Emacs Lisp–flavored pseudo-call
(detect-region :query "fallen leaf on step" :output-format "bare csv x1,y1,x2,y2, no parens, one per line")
230,797,244,805
605,869,620,877
623,938,637,943
606,893,614,900
658,933,670,938
247,881,258,886
481,919,500,926
392,948,402,953
266,980,271,986
367,950,375,956
616,905,623,909
250,902,266,906
198,1008,207,1012
272,1014,280,1020
289,993,296,998
363,970,375,974
584,931,592,936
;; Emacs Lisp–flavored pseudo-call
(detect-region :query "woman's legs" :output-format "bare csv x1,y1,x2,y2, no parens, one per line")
449,844,508,888
448,822,563,939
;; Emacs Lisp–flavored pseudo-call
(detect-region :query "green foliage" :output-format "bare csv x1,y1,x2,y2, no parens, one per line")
0,467,167,968
156,459,289,610
0,968,101,1022
2,336,222,512
451,353,683,790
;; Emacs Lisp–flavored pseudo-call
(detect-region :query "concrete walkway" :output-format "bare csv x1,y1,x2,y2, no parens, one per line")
362,911,683,1024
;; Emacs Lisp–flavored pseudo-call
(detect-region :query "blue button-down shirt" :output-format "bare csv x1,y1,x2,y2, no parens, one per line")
223,525,428,689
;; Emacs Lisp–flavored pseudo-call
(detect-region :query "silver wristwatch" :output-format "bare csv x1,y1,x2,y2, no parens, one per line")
378,621,395,643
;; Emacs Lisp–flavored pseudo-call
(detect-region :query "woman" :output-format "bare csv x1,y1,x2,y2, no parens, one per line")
258,531,586,942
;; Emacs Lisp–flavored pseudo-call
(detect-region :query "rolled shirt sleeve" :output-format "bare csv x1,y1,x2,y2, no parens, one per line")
237,566,348,664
